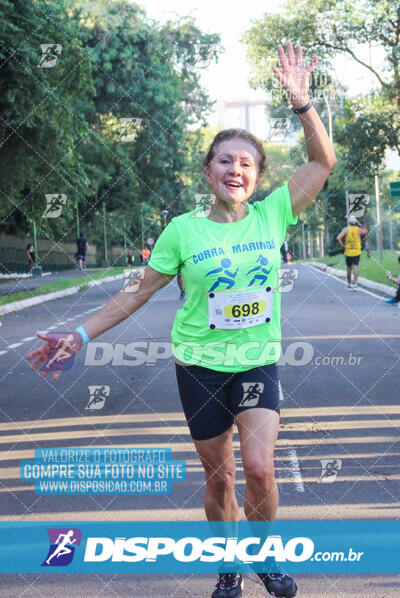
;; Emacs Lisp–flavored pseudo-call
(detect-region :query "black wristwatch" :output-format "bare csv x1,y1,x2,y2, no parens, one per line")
292,101,313,115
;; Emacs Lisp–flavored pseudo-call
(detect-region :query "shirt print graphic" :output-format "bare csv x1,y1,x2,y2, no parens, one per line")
204,254,273,294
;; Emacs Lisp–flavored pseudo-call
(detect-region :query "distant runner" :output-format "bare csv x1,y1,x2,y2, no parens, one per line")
141,247,151,264
337,216,368,290
76,232,90,271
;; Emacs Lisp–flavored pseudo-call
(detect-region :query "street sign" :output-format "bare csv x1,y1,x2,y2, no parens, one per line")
390,181,400,198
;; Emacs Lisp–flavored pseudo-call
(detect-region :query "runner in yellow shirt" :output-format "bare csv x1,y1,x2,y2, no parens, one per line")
337,215,368,290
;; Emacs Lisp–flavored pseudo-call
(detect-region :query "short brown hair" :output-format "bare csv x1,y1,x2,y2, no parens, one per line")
204,128,266,174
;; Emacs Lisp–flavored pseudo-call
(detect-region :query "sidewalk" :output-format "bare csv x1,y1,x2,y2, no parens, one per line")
0,269,104,297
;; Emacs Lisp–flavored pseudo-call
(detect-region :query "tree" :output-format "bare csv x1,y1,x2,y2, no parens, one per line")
0,0,94,238
243,0,400,150
243,0,400,255
0,0,221,259
68,0,220,253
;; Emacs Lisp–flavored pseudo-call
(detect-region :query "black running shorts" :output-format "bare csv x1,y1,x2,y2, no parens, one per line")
175,362,280,441
345,255,360,267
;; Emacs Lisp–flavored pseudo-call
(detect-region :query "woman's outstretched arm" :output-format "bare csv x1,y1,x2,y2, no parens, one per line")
26,266,174,380
272,42,337,217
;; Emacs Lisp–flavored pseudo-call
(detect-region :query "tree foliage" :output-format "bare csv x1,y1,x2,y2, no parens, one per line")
0,0,220,255
243,0,400,254
0,0,93,236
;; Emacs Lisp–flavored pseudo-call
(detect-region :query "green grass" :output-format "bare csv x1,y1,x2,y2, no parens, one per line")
302,250,400,287
0,267,125,307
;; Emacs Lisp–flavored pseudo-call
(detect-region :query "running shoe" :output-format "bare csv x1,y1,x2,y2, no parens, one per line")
179,291,185,300
212,573,243,598
257,572,297,597
352,284,359,291
346,284,352,290
385,297,397,304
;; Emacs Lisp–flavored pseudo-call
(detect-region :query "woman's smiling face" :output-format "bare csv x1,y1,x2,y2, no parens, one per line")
204,138,261,207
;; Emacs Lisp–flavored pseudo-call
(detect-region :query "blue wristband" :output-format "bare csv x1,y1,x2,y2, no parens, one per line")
75,326,90,344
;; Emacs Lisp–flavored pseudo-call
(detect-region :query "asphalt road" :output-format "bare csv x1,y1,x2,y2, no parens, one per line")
0,268,103,297
0,264,399,596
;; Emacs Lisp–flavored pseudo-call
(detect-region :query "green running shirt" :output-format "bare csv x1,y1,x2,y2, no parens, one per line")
148,183,298,372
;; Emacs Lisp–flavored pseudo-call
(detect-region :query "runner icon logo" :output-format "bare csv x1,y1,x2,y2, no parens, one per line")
275,268,299,293
238,382,264,407
42,332,80,372
37,44,62,68
347,194,369,218
43,194,67,219
42,528,82,567
119,118,143,142
121,268,145,293
319,459,342,483
266,118,291,142
191,194,216,218
192,43,216,69
85,385,110,410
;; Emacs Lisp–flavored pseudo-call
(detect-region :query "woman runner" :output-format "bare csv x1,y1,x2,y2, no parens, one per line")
27,42,336,597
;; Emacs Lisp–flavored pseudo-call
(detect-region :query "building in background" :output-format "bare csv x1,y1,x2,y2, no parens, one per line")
216,98,269,139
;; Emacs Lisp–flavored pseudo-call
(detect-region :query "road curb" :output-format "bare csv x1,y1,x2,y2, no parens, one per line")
0,272,127,316
306,262,396,297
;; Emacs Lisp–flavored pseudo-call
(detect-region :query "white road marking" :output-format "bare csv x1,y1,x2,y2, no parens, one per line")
279,380,284,402
278,386,305,492
9,305,104,349
286,448,305,492
308,265,384,299
0,350,8,356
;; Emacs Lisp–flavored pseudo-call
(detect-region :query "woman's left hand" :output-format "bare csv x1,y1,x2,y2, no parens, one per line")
272,42,318,109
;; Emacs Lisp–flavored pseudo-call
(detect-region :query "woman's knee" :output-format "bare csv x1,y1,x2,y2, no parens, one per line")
204,463,236,491
244,459,275,490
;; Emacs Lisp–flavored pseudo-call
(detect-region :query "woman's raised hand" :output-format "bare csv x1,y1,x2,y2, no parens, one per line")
272,42,318,108
26,331,83,382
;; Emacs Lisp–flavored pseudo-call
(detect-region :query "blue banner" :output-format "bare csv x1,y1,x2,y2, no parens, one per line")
0,521,399,574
